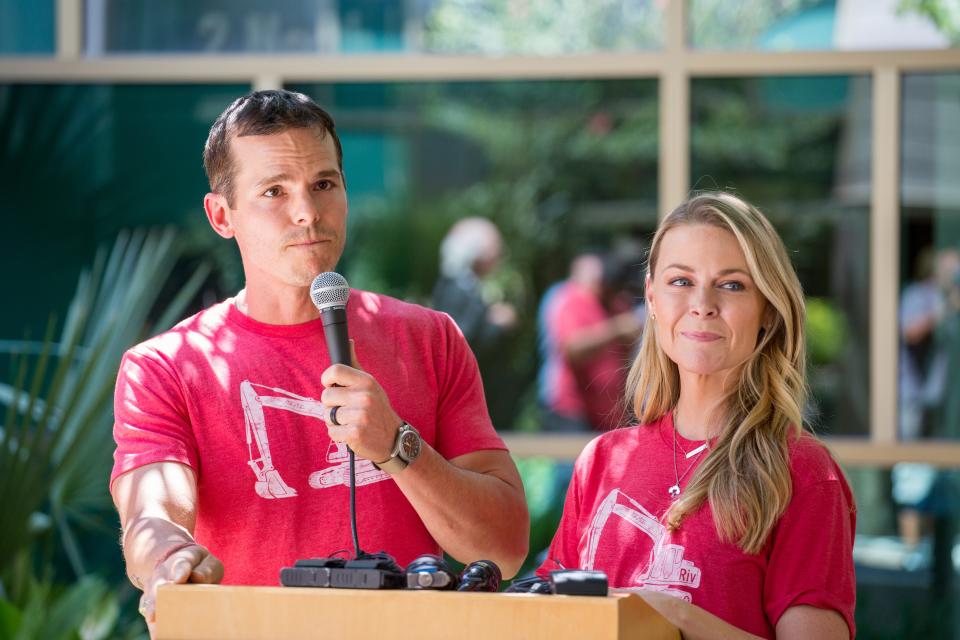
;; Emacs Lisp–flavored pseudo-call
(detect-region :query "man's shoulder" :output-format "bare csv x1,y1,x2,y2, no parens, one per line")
127,300,231,360
350,289,452,330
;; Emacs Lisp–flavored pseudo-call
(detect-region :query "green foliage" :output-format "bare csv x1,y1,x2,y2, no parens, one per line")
898,0,960,44
0,228,207,639
1,567,120,640
424,0,662,54
334,80,658,429
689,0,833,49
806,297,846,365
514,457,571,576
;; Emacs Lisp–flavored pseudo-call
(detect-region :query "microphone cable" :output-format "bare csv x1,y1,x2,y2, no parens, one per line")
348,447,363,558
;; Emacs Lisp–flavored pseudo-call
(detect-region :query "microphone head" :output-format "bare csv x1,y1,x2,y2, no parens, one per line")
310,272,350,311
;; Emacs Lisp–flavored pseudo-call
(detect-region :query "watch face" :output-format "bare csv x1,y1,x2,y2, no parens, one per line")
399,429,421,461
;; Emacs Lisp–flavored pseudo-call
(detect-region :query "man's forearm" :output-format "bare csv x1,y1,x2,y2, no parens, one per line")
392,445,529,578
121,516,196,590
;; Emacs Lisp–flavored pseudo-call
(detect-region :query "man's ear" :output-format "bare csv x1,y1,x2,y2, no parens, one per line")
204,192,234,239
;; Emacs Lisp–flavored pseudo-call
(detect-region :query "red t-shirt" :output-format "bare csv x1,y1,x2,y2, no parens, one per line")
538,414,856,638
542,282,632,430
111,291,505,585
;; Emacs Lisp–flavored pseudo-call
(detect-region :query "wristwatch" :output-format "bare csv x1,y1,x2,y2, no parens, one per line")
374,422,422,474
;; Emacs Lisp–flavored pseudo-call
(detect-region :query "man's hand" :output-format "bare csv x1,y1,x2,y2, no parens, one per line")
320,343,402,463
139,543,223,625
111,462,221,638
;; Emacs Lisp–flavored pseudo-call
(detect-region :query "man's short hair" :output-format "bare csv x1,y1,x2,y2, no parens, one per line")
203,90,344,206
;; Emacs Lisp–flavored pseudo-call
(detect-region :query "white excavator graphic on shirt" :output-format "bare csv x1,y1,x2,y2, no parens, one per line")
239,380,389,499
584,488,701,601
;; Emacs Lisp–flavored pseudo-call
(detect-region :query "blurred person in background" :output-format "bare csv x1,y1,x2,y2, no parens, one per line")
894,246,960,575
538,250,643,432
539,193,855,639
898,246,959,441
432,216,517,356
894,247,959,540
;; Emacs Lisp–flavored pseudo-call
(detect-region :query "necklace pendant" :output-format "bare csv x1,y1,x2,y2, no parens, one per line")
668,484,681,498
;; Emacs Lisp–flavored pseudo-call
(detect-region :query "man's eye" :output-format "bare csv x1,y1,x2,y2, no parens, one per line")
263,187,280,198
315,179,334,191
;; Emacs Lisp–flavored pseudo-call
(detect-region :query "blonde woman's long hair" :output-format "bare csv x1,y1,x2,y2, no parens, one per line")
626,192,808,554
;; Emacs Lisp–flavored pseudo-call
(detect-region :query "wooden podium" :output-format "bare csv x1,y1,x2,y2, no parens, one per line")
156,584,679,639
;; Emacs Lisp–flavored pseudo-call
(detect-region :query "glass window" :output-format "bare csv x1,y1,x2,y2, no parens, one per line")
0,0,54,54
0,83,248,341
691,75,872,437
848,464,960,637
290,80,659,430
689,0,958,51
899,72,960,442
83,0,663,55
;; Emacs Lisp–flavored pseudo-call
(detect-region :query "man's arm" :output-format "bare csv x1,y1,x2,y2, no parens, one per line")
392,447,529,578
111,462,223,627
320,361,529,578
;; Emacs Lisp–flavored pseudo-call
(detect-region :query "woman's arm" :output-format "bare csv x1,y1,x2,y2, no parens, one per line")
775,605,849,639
639,593,849,640
638,591,764,640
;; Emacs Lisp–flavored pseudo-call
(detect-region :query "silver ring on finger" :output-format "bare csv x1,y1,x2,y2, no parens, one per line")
329,405,342,426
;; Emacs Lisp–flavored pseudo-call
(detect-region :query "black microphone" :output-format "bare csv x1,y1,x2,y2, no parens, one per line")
310,272,351,366
310,272,363,558
281,272,404,587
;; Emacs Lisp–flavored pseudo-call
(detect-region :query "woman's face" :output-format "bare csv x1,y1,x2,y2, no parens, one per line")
646,224,768,382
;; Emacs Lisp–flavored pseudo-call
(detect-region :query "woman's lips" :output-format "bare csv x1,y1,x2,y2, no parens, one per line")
681,331,722,342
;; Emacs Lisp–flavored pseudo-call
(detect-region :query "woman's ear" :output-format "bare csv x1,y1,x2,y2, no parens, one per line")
760,305,777,334
645,273,655,319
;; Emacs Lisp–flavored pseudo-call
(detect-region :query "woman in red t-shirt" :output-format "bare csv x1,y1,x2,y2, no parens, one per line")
540,192,856,639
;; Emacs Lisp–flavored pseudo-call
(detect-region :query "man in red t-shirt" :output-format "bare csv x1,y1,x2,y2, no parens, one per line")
110,90,529,630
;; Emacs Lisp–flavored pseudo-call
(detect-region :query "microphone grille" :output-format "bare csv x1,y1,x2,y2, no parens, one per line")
310,272,350,310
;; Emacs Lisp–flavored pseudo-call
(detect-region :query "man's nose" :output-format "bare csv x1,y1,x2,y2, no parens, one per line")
292,188,321,226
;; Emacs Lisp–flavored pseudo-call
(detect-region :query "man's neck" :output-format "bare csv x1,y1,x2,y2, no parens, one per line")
236,286,321,325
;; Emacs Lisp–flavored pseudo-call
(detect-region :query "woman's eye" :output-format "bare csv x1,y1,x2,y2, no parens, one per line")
720,281,745,291
668,277,690,286
263,187,280,198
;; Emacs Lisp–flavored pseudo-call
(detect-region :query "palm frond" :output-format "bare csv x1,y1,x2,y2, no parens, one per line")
0,227,211,579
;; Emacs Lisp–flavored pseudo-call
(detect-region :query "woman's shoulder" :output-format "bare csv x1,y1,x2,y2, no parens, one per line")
577,419,665,462
786,431,847,490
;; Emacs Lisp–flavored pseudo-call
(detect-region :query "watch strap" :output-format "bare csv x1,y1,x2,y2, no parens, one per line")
373,454,408,475
373,422,419,474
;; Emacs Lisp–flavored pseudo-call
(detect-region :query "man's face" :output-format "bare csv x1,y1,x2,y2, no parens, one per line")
224,127,347,290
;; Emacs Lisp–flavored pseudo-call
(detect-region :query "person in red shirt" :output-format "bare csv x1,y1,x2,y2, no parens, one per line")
110,90,529,633
539,192,856,639
539,252,643,431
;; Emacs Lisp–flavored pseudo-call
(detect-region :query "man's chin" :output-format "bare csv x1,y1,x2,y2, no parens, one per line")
290,265,339,287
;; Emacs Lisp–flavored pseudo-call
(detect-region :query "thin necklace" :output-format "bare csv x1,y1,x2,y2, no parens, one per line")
669,414,709,499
